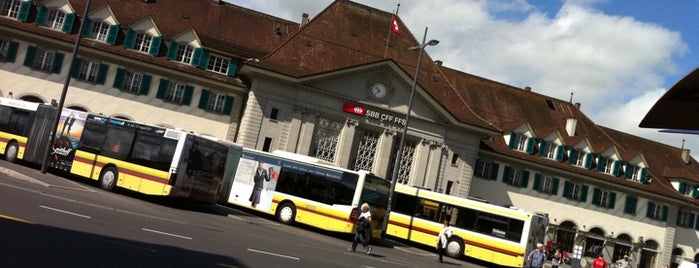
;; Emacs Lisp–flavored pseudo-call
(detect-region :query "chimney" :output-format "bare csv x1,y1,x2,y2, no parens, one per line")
434,60,443,66
575,102,581,109
524,86,531,91
565,118,577,136
682,148,691,164
301,13,309,26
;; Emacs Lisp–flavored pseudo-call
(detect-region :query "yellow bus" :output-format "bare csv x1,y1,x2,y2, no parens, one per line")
220,148,391,238
0,97,43,163
387,184,548,267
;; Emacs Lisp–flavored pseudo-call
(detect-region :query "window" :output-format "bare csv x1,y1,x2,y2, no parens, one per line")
646,202,668,221
124,29,162,56
262,137,272,152
597,156,619,175
270,108,279,120
676,211,696,228
0,106,31,135
198,89,234,114
563,181,588,202
207,54,230,74
23,46,64,74
591,188,616,209
310,117,343,163
72,58,108,84
678,182,699,198
474,159,498,180
502,166,529,188
538,140,564,161
1,0,30,21
156,79,193,105
451,153,459,166
82,18,119,45
90,21,110,41
623,195,637,215
533,174,559,195
133,33,152,53
175,43,194,64
45,9,65,30
113,68,152,95
127,132,177,171
350,128,379,172
388,139,417,185
624,164,648,183
0,39,19,63
508,132,534,154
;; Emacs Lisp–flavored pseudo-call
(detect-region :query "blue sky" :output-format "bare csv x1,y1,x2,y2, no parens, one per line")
230,0,699,157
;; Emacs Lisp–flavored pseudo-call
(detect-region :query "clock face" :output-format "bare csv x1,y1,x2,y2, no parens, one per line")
371,83,387,99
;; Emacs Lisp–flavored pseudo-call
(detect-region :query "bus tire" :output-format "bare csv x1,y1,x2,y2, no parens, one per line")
4,141,19,163
99,166,118,191
276,202,296,225
445,236,465,259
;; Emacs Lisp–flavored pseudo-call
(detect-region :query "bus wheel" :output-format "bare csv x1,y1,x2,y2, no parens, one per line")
445,237,465,259
276,202,296,225
4,141,18,163
99,166,118,191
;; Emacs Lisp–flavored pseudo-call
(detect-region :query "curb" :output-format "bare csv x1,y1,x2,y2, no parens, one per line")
0,166,50,187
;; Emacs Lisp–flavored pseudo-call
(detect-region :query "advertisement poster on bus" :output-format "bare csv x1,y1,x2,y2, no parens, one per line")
227,153,281,212
176,135,229,202
50,109,88,171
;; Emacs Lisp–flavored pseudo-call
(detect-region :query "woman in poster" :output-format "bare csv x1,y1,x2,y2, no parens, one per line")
249,162,268,208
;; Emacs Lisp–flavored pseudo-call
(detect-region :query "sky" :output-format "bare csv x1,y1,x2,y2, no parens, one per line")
229,0,699,158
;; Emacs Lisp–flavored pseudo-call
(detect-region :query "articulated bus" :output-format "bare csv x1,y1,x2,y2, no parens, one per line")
0,97,45,163
0,97,241,203
220,148,391,238
387,184,548,267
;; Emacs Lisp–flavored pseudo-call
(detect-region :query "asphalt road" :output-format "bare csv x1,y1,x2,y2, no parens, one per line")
0,160,488,268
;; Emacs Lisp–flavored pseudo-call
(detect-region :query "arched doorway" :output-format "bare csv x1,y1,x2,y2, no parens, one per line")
553,221,577,254
612,234,634,264
66,106,88,112
638,240,659,268
670,247,684,268
584,227,606,258
19,95,44,103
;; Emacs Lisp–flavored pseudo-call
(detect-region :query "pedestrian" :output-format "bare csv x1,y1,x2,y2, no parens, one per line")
591,252,609,268
349,202,372,255
437,219,452,263
551,248,563,268
615,254,631,268
527,243,546,268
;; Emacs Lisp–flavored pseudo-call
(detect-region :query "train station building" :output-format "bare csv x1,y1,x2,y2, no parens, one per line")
1,0,698,266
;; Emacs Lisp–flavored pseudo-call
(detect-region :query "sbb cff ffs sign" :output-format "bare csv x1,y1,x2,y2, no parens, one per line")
343,103,406,126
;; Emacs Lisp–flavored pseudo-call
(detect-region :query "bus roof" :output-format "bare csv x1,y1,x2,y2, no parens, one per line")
0,97,41,111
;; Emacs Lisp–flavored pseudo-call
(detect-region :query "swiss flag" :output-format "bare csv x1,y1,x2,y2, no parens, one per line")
391,15,401,35
343,103,366,116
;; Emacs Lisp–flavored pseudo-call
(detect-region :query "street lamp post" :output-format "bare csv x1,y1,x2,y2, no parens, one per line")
382,27,438,236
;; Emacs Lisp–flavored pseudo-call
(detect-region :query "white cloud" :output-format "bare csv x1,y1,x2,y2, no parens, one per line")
228,0,693,156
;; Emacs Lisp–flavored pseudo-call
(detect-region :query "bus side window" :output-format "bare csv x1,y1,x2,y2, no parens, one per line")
79,122,107,153
102,128,134,160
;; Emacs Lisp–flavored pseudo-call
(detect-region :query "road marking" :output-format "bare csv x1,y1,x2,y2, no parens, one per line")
141,228,192,240
247,248,300,260
227,214,280,225
40,205,92,219
394,246,435,256
0,213,34,224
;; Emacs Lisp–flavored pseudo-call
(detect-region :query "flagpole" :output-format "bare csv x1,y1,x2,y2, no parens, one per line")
383,2,400,58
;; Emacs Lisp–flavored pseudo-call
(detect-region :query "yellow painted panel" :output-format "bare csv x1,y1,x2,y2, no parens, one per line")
138,178,166,195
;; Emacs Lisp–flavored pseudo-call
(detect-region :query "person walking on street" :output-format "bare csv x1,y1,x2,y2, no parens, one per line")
437,219,452,263
527,243,546,268
592,252,609,268
349,203,372,255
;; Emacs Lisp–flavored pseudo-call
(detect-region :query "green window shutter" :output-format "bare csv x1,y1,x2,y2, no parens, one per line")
555,145,565,162
198,89,210,109
149,36,162,56
692,186,699,199
568,148,577,165
81,17,93,37
677,211,683,225
223,95,234,115
192,47,203,67
123,28,135,49
503,166,512,184
525,137,535,154
520,170,530,188
35,5,47,26
508,133,517,149
106,24,120,45
563,181,572,199
662,205,669,221
639,168,648,184
156,79,169,99
533,173,541,190
62,13,75,33
596,156,606,172
646,202,655,218
226,59,237,77
538,140,547,157
95,63,109,85
580,185,588,202
592,188,601,206
18,1,32,22
166,40,179,60
608,192,616,209
489,163,499,180
679,182,687,194
474,159,483,176
112,68,125,88
139,75,152,96
612,160,621,176
584,153,593,169
51,52,64,74
624,163,633,179
5,41,19,63
23,45,37,67
689,213,696,228
695,215,699,230
624,196,635,214
551,178,559,195
182,85,194,105
70,58,82,78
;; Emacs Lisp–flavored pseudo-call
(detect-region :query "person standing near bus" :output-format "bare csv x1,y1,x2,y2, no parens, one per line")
527,243,545,268
249,162,268,208
349,202,372,255
437,219,452,262
592,252,609,268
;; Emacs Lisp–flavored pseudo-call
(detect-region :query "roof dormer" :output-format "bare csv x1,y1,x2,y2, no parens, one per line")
35,0,75,33
596,146,622,176
568,139,594,169
622,154,650,184
82,5,120,45
537,130,566,162
123,17,163,56
506,123,535,154
673,180,699,199
166,29,204,67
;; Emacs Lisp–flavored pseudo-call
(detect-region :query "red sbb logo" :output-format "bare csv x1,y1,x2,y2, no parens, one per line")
343,103,366,116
